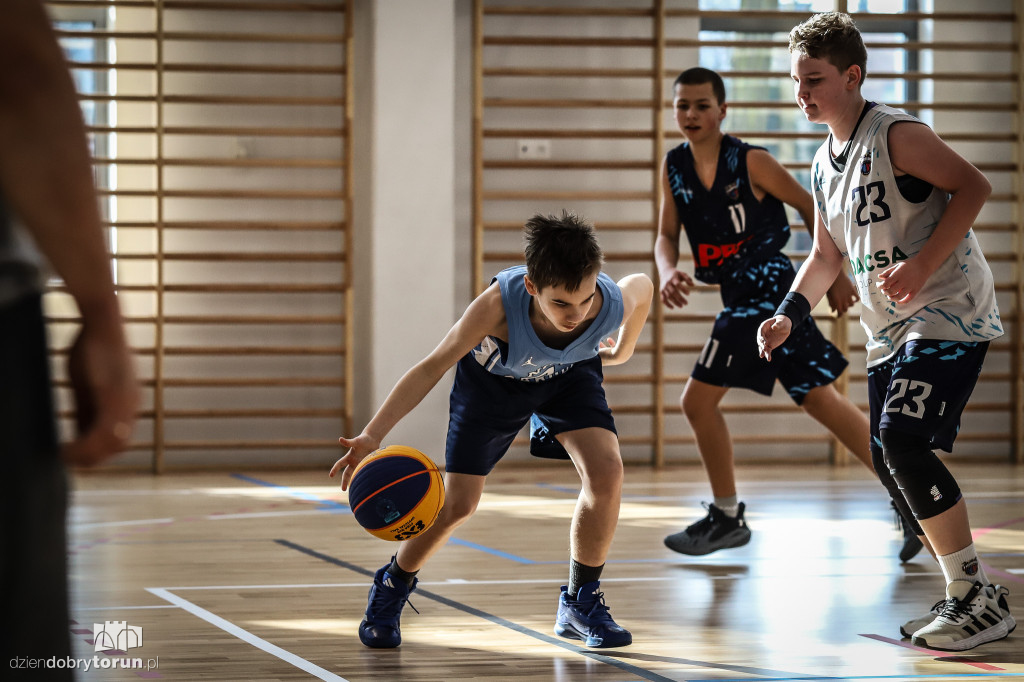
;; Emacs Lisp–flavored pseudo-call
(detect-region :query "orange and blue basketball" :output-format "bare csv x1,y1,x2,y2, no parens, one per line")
348,445,445,541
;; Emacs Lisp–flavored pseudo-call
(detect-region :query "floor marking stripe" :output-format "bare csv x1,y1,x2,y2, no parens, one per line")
445,536,537,562
275,539,821,682
145,587,348,682
73,518,175,529
981,563,1024,585
230,473,350,512
75,604,179,611
860,634,1005,671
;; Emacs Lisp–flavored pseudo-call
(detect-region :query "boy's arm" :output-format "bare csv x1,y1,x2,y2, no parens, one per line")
747,149,816,230
757,208,844,361
599,274,654,366
654,158,694,308
747,149,858,316
330,284,506,489
876,121,991,305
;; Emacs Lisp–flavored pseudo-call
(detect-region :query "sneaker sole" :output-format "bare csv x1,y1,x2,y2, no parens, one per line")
554,622,632,648
663,529,751,556
912,620,1010,652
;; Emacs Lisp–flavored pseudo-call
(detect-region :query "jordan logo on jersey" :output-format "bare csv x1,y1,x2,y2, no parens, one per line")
725,180,740,201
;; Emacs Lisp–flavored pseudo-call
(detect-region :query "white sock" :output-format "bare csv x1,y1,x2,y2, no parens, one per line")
937,543,989,599
713,495,739,518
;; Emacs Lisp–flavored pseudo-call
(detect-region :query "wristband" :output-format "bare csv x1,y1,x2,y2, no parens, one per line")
774,292,811,328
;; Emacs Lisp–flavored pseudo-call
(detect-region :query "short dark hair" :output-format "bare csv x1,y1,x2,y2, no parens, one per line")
789,12,868,85
523,211,603,292
673,67,726,105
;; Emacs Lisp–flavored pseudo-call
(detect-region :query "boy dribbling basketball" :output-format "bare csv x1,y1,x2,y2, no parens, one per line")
331,211,653,649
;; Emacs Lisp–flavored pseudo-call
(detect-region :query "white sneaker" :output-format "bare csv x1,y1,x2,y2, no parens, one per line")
901,583,1015,638
911,582,1014,652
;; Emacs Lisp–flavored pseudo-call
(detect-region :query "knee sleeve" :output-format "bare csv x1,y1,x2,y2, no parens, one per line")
871,443,922,535
880,428,961,521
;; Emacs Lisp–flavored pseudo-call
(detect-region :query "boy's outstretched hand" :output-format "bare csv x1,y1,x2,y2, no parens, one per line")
756,315,792,362
329,433,381,491
659,268,694,309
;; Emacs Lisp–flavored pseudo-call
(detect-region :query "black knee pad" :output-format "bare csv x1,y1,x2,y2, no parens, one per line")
880,428,961,520
871,443,922,535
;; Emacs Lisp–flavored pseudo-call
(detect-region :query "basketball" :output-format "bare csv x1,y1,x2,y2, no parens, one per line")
347,445,445,541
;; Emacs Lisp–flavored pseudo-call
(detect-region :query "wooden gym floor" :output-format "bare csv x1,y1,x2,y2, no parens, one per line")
67,462,1024,681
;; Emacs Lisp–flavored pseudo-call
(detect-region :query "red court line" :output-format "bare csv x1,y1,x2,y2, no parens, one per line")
973,514,1024,585
982,563,1024,585
972,515,1024,540
859,633,1005,671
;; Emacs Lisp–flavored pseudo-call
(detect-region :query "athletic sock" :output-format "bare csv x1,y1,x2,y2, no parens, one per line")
387,557,419,588
568,558,604,598
713,495,740,518
937,543,989,599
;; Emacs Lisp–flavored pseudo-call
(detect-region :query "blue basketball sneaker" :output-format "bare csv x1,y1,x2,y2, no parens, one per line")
358,559,418,648
554,581,632,648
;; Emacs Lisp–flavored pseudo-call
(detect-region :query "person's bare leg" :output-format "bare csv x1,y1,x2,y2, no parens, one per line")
681,378,734,497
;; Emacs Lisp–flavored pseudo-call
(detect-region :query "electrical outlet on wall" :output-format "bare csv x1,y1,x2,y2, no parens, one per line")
515,138,551,159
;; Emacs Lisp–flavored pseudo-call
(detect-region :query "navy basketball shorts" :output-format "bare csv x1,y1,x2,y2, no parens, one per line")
445,353,617,475
689,301,848,404
867,339,989,454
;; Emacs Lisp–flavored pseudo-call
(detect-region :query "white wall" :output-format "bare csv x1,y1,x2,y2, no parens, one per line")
352,0,458,459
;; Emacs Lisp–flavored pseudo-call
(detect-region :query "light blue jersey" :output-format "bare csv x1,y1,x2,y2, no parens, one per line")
470,265,624,382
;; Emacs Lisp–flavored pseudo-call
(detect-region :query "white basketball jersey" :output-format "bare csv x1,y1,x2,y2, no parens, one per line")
811,103,1002,367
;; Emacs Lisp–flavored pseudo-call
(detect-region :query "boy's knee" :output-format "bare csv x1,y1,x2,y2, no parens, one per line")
438,495,479,526
681,387,710,422
879,427,960,520
800,384,836,415
580,455,623,498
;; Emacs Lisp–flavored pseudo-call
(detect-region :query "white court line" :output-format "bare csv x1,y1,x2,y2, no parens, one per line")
72,517,175,529
76,604,179,611
207,510,326,521
146,587,348,682
1008,568,1024,574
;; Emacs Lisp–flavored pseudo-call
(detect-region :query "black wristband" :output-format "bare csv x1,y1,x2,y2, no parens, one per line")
774,292,811,328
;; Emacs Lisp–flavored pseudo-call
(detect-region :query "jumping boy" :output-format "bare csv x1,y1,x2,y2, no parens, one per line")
655,67,920,562
330,212,653,649
758,11,1013,651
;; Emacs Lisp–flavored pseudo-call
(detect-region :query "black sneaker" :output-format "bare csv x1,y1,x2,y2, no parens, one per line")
663,502,751,556
358,558,419,648
893,502,923,562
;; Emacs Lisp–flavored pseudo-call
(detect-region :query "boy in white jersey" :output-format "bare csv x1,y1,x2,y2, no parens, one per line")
757,12,1013,652
331,212,653,649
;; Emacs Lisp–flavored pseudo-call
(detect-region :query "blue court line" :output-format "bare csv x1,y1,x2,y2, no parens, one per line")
274,539,815,682
230,473,350,513
445,537,537,563
535,482,580,495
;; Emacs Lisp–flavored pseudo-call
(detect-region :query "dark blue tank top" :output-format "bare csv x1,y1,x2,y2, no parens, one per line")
469,265,624,382
665,135,792,304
